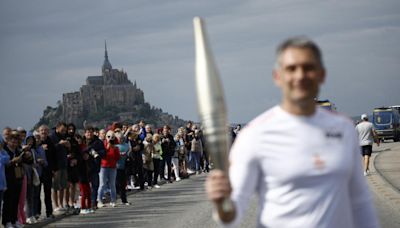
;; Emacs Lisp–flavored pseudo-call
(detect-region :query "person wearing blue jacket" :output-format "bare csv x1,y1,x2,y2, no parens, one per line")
0,135,11,219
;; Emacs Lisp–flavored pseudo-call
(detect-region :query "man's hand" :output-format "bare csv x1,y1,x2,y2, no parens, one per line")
11,156,22,164
42,144,48,150
59,140,71,150
205,170,236,223
205,170,232,204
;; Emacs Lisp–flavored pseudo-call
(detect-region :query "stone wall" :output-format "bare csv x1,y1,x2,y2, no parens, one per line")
62,92,83,124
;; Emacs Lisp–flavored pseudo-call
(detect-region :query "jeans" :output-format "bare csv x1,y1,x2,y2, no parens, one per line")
0,190,3,219
192,152,201,171
188,151,194,170
116,169,127,203
39,169,53,216
2,179,22,225
160,156,172,180
152,158,161,185
90,173,99,207
98,168,117,203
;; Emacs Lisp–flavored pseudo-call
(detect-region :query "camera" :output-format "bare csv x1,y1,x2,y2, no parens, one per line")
89,149,99,158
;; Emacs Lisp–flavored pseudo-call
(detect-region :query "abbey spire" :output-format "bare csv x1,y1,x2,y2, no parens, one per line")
102,40,112,73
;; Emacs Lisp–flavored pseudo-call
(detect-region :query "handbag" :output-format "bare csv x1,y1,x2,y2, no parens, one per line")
32,167,40,186
31,148,41,186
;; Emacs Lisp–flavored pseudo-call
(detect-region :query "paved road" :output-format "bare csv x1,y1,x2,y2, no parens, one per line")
42,142,400,228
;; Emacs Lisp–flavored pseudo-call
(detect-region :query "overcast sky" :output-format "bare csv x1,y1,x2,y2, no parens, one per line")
1,0,400,130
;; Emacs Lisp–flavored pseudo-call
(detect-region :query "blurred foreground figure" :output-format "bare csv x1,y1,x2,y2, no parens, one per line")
205,37,379,228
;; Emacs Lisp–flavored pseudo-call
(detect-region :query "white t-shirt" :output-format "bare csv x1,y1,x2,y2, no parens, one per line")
355,121,375,146
222,106,378,228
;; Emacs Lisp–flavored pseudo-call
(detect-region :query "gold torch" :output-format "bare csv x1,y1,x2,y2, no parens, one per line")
193,17,233,212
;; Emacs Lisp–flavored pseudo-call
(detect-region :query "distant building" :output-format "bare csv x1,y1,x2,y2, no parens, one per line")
62,41,145,124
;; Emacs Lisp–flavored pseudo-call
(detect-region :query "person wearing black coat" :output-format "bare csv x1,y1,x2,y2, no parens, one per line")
160,126,176,183
83,126,105,209
37,125,57,218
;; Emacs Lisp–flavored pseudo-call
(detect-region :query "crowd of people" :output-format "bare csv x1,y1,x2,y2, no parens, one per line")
0,120,216,228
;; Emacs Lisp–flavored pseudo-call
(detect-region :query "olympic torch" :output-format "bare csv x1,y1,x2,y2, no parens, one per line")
193,17,233,212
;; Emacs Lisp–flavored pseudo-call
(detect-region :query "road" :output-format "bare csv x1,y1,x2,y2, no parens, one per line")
42,142,400,228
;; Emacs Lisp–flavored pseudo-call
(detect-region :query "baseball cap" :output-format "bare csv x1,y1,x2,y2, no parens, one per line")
361,114,368,120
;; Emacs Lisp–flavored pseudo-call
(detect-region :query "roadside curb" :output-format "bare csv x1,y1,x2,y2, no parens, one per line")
373,147,400,194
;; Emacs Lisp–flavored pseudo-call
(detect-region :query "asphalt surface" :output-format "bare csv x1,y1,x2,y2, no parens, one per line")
34,141,400,228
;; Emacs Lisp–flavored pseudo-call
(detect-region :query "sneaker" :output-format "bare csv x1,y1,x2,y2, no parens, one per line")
147,186,153,190
89,209,95,214
26,217,35,224
97,202,105,208
364,171,369,176
133,186,140,190
46,214,55,219
187,169,195,174
80,209,90,215
122,202,130,206
5,222,13,228
366,169,370,175
176,177,181,182
110,202,116,207
154,184,161,189
14,221,23,228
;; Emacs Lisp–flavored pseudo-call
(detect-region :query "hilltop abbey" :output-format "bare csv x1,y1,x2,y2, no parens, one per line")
62,42,145,124
36,42,185,129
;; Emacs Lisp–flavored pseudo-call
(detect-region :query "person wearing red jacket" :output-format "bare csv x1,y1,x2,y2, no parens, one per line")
97,130,120,208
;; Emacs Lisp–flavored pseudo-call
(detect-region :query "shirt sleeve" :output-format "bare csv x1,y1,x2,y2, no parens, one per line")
348,127,380,228
215,128,261,227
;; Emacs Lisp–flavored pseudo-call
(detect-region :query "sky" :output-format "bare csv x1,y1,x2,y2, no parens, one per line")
1,0,400,130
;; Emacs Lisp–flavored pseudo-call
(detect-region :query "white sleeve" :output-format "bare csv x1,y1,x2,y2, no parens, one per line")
215,128,261,227
348,127,380,228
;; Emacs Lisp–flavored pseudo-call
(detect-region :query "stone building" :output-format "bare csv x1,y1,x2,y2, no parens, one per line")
62,42,145,125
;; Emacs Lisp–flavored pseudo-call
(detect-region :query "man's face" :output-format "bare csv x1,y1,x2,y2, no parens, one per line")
39,127,49,140
68,126,75,136
7,137,19,150
139,121,145,128
132,125,139,133
145,126,152,133
2,129,11,142
273,47,325,105
162,128,169,136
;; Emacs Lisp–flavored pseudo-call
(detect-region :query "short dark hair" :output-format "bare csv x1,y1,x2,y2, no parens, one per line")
56,122,67,129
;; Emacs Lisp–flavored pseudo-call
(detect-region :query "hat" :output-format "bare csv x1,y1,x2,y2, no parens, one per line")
16,127,25,132
361,114,368,120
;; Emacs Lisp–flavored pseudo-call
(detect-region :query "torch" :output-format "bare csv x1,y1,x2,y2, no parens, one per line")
193,17,233,212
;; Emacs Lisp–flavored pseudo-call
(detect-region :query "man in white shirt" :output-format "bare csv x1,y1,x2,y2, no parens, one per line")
205,37,379,227
355,114,379,176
